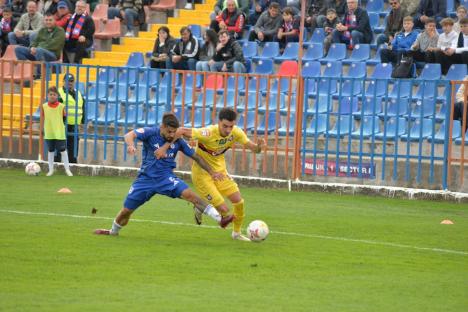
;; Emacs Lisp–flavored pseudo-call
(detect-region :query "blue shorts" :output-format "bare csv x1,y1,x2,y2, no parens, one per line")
123,174,189,210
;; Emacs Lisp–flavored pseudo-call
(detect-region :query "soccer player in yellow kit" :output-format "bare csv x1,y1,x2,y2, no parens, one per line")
157,108,264,241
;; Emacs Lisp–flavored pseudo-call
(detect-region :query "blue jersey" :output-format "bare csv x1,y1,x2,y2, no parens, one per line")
135,126,195,178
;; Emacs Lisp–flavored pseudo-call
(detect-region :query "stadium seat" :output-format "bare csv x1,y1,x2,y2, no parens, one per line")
252,42,280,62
150,0,176,11
342,44,370,64
188,24,202,38
139,107,163,126
190,108,212,128
117,105,144,126
126,52,145,68
435,103,448,121
147,88,168,106
140,69,164,88
302,43,324,62
226,75,246,92
96,104,121,124
366,0,384,15
351,116,380,139
86,85,110,102
336,97,359,115
368,13,383,33
85,101,99,122
279,94,297,114
278,60,298,77
278,114,296,136
92,67,118,86
312,61,341,97
237,111,257,131
379,98,410,118
274,43,300,62
353,96,383,118
94,18,121,40
126,86,151,105
305,113,328,136
105,86,129,104
173,90,195,107
270,61,298,94
400,118,434,141
364,63,392,97
239,92,261,111
320,43,346,63
259,93,286,113
409,98,437,119
195,90,220,108
375,117,407,140
344,62,367,79
367,44,384,65
246,60,274,93
455,129,468,145
302,61,321,78
388,80,412,99
115,68,140,86
173,107,190,125
204,74,224,90
444,64,467,81
413,81,438,100
305,28,325,46
428,120,461,144
327,115,355,137
308,95,332,114
256,112,280,134
416,63,441,81
338,63,366,97
0,44,18,60
242,41,258,59
91,4,108,23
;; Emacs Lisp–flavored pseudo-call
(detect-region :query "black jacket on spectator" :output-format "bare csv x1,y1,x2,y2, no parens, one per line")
213,38,245,71
11,0,27,23
344,7,373,43
414,0,446,21
384,7,406,37
152,36,176,58
171,36,199,60
324,0,347,19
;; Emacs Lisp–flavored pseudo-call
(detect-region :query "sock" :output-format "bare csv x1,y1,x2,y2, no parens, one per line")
203,204,221,222
48,152,54,172
61,151,70,170
111,220,122,234
233,200,245,234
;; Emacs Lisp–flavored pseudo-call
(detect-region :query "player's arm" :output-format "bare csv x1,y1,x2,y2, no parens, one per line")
124,130,138,155
190,153,224,181
155,127,193,159
177,127,193,139
244,138,265,153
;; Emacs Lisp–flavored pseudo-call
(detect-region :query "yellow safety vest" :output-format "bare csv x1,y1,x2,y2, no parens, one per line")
58,88,84,125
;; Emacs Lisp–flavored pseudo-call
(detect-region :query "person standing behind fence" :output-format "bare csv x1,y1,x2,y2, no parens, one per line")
57,73,85,164
8,1,43,47
150,26,176,69
42,86,73,177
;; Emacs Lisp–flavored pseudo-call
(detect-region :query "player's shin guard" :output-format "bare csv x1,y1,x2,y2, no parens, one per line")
233,200,245,233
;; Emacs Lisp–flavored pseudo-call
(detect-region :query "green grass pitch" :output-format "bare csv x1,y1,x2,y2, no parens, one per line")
1,168,467,311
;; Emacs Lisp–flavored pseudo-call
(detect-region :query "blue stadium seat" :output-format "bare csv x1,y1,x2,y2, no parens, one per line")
353,96,383,118
257,112,281,134
139,69,164,88
366,0,384,15
86,85,109,102
96,104,121,124
364,63,392,97
258,93,286,113
435,103,448,121
339,79,365,97
388,80,412,99
117,105,144,126
126,52,145,68
188,24,202,38
173,90,195,107
416,63,441,81
444,64,467,81
226,75,246,91
246,59,273,93
320,43,346,63
322,61,342,78
115,68,140,86
344,62,367,78
455,129,468,145
139,107,164,126
351,116,380,139
274,42,300,62
367,44,384,65
240,92,261,111
409,98,437,119
308,95,332,114
85,101,99,122
278,114,296,136
252,42,280,62
237,111,256,131
173,107,190,125
279,95,297,114
190,108,212,128
196,90,224,108
305,113,328,136
400,118,434,141
305,28,325,46
413,81,438,100
342,44,370,64
126,86,151,105
379,98,410,118
336,96,359,115
303,43,324,62
326,115,355,137
254,59,274,74
242,41,258,59
302,61,321,77
91,67,117,87
105,86,129,104
313,61,342,97
375,117,407,140
428,120,461,144
368,13,382,32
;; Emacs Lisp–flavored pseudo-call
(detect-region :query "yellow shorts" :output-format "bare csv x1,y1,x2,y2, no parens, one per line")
192,165,239,207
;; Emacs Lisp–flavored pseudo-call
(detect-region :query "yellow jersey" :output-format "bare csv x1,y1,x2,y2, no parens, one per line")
192,125,250,172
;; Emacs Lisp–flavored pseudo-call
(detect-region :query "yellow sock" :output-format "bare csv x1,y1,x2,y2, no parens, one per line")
233,200,245,233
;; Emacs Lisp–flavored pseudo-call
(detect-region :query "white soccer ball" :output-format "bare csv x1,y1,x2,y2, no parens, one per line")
25,162,41,176
247,220,269,242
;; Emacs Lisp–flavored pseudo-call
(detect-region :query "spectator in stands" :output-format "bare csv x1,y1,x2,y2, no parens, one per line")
11,0,27,24
214,0,250,22
376,0,406,46
435,17,468,75
58,73,85,164
400,0,420,17
55,1,71,29
380,16,418,66
323,8,339,53
8,1,43,47
166,26,199,71
63,0,95,64
409,17,438,62
107,0,122,20
304,0,327,31
210,0,244,40
316,0,346,28
15,12,65,65
121,0,142,37
209,29,246,73
414,0,446,29
454,76,468,132
277,6,299,51
195,28,217,72
454,6,467,33
426,18,458,73
0,7,17,56
44,0,64,15
331,0,372,47
249,2,282,42
150,26,176,69
250,0,272,25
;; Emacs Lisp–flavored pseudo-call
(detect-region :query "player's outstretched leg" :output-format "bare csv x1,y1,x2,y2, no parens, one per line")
229,192,251,242
94,208,133,236
180,189,234,228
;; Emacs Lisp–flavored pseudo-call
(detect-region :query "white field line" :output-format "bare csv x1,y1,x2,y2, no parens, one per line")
1,209,467,256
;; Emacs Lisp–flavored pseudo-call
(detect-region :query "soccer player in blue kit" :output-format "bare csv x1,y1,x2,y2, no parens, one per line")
94,112,234,236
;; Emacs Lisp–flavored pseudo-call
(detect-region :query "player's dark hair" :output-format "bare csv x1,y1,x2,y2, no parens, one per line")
162,112,180,128
47,86,58,94
218,107,237,122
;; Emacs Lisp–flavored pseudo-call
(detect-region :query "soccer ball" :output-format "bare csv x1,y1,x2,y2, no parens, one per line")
25,162,41,176
247,220,269,242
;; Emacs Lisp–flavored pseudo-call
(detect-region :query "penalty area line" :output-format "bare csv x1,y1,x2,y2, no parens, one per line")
1,209,467,256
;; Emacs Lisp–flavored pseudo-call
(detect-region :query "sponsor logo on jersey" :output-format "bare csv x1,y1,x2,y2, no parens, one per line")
128,186,134,194
200,129,211,137
136,128,144,133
